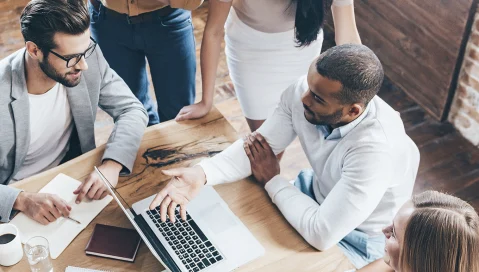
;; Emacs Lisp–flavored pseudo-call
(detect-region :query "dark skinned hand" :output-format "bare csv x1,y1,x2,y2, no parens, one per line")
243,132,280,186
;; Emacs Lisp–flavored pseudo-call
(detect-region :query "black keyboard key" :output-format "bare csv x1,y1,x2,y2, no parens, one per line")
206,253,212,258
179,255,183,260
183,222,189,227
165,237,170,241
202,249,209,253
171,227,177,232
183,254,188,259
182,232,188,236
177,235,183,240
194,268,200,272
216,256,223,262
175,209,180,214
154,214,160,220
180,249,186,254
177,244,183,249
155,223,160,228
195,249,201,254
187,249,193,253
166,231,173,236
185,265,190,269
202,258,211,267
212,251,218,257
182,260,187,265
149,214,154,219
147,210,151,215
187,257,193,263
186,227,192,231
209,247,215,252
172,246,176,250
194,257,200,263
174,231,180,236
192,245,198,249
199,244,205,248
180,240,187,244
189,240,195,245
199,253,205,259
205,241,212,247
173,240,179,245
197,263,205,269
189,231,195,236
184,244,190,249
175,250,179,255
191,253,196,258
169,235,176,241
185,236,191,240
179,227,185,232
209,258,216,264
168,241,174,246
192,235,199,240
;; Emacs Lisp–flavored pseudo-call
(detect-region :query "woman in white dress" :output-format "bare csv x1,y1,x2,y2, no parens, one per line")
176,0,361,132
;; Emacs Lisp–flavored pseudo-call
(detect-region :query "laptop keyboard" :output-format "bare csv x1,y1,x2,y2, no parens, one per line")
146,207,224,272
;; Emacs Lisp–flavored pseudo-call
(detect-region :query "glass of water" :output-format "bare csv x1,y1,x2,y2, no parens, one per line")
24,236,53,272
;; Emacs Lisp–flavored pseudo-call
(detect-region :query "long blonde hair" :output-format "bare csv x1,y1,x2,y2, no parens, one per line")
399,191,479,272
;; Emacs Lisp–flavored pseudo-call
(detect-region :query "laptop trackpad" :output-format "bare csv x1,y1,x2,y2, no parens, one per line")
199,203,238,234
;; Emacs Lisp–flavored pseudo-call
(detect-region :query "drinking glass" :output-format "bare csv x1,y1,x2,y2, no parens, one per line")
24,236,53,272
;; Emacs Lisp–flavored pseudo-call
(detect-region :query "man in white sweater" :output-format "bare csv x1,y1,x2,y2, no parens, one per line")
149,44,420,269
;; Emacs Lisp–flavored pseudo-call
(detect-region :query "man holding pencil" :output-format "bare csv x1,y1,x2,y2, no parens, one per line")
0,0,147,225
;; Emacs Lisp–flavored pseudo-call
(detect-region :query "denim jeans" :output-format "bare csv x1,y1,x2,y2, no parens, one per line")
89,3,196,125
293,169,385,269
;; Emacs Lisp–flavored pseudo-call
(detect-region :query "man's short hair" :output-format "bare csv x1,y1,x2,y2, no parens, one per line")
315,44,384,105
20,0,90,55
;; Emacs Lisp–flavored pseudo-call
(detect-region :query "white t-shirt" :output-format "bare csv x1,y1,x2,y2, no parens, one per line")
13,83,73,181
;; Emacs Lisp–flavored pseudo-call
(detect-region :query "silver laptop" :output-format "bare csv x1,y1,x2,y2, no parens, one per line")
95,167,264,272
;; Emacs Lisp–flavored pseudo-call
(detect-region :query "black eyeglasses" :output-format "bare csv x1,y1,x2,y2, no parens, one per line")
49,37,97,68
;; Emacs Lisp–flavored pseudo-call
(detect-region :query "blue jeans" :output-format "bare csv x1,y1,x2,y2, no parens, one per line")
293,169,385,269
89,3,196,125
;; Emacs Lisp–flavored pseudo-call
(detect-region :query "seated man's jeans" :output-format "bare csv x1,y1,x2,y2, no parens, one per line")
89,3,196,125
293,169,385,269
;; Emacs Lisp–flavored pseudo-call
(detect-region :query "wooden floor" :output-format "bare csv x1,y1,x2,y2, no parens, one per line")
1,2,478,211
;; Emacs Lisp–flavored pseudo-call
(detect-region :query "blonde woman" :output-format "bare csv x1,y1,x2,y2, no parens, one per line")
356,191,479,272
175,0,361,132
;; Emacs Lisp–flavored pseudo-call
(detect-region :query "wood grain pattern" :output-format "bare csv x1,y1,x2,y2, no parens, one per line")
325,0,477,120
5,108,354,272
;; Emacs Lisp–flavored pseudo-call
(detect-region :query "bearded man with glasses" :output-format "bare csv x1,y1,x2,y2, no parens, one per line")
0,0,148,226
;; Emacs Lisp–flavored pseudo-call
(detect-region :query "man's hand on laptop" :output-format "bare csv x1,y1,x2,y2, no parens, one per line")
243,132,280,186
13,192,72,225
149,165,207,223
73,160,122,204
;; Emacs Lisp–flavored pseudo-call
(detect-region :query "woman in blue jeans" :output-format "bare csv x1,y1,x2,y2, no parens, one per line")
88,0,202,125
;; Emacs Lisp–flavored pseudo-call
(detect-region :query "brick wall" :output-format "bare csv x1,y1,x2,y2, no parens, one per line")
448,10,479,146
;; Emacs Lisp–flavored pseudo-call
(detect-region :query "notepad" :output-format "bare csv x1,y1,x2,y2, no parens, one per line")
65,266,110,272
85,224,141,262
11,173,113,259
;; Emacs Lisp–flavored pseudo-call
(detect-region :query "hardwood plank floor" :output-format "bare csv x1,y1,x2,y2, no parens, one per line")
1,2,477,211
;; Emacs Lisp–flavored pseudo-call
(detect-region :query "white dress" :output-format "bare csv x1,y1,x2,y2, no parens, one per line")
222,0,352,120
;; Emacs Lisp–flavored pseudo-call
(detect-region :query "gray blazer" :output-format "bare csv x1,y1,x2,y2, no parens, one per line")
0,47,148,222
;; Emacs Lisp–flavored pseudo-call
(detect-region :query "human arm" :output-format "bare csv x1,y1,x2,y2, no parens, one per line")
265,143,392,250
10,190,71,225
331,0,361,45
150,82,302,219
175,0,232,121
74,46,148,202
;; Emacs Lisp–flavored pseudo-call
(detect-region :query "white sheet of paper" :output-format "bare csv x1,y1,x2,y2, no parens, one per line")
11,173,112,259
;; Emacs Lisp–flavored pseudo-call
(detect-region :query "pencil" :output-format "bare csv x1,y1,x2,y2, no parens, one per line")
65,216,81,224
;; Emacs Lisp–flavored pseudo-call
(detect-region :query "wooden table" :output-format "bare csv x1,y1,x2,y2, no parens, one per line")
4,108,354,272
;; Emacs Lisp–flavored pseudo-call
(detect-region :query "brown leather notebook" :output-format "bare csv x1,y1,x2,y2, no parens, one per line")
85,224,141,262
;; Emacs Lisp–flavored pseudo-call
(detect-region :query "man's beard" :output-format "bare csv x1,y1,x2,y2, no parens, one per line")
39,57,81,87
304,106,344,126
